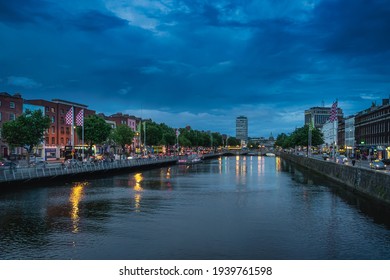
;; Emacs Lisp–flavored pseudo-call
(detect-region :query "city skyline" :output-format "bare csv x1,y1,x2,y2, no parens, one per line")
1,0,390,136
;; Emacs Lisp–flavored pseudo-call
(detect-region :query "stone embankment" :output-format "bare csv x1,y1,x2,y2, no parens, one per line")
279,152,390,205
0,157,178,188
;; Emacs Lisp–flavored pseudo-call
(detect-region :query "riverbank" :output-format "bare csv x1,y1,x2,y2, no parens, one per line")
279,152,390,205
0,157,178,188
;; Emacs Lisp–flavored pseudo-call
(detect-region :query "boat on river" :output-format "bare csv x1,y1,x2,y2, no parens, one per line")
265,153,276,157
177,154,203,165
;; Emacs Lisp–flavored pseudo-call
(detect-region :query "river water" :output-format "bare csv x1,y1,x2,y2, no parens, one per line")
1,156,389,260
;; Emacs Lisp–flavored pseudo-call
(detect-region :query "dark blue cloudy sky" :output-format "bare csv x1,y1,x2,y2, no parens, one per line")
1,0,390,137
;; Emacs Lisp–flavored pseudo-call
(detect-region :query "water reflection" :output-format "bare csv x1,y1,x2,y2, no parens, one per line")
69,182,88,233
132,173,144,212
1,156,390,260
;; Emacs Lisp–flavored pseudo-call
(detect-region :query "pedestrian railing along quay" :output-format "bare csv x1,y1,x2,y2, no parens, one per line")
0,157,178,184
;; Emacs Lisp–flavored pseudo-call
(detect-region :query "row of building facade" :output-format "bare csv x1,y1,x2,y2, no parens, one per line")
305,98,390,159
0,92,142,160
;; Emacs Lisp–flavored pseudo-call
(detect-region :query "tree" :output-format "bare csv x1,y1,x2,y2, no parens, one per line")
211,132,223,147
111,125,135,158
76,115,111,156
227,137,240,146
275,133,290,148
2,109,51,160
275,126,324,149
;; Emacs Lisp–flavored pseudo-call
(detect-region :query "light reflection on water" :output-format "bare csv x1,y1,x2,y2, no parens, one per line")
69,182,88,233
0,156,390,260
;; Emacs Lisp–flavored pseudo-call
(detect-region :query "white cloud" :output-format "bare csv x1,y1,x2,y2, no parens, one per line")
207,60,233,73
118,86,133,95
360,93,380,100
140,66,164,74
6,76,41,88
121,103,302,137
104,0,166,31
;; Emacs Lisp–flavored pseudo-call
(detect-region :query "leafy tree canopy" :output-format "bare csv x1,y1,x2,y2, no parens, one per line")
76,114,112,152
111,124,135,152
2,109,51,155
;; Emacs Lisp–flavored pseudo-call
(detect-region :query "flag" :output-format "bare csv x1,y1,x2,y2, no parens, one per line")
65,107,73,125
309,115,314,131
76,109,84,126
176,129,180,136
329,101,338,122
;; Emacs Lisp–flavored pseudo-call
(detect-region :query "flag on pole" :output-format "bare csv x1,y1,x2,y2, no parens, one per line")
329,101,338,122
176,129,180,137
309,115,314,131
75,109,84,126
65,107,73,125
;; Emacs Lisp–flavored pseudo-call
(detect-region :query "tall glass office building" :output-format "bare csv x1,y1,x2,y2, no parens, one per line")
236,116,248,142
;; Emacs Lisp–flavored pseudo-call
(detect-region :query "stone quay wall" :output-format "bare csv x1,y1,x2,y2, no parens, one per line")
279,152,390,205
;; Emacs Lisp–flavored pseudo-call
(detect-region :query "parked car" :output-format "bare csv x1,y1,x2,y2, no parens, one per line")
32,161,48,168
0,160,18,170
322,153,329,160
381,159,390,166
369,160,386,170
339,155,348,163
30,156,44,163
64,159,82,168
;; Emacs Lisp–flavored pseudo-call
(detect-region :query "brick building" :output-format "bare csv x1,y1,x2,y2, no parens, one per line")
354,98,390,159
105,113,141,154
0,92,24,157
25,99,95,160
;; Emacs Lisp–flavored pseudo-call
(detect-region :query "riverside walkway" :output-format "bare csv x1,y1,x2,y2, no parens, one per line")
0,151,283,187
0,157,178,186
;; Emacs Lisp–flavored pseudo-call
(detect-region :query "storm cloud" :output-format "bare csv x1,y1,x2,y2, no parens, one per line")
1,0,389,136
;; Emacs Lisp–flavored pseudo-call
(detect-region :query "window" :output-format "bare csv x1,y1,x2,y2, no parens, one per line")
9,113,15,120
0,101,2,107
45,106,49,112
61,108,65,114
51,137,55,145
66,127,70,134
61,137,64,144
10,101,15,109
51,116,55,123
51,126,55,134
0,112,2,122
51,107,55,113
61,127,64,134
60,117,64,124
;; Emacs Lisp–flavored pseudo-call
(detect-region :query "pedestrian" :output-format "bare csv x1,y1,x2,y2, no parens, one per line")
352,159,356,166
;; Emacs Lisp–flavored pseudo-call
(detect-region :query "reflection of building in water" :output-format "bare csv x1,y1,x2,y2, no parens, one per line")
235,156,247,186
133,173,143,212
275,157,282,172
69,182,88,233
258,156,265,176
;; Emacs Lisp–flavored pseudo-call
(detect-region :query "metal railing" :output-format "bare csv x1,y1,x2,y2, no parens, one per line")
0,157,178,183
